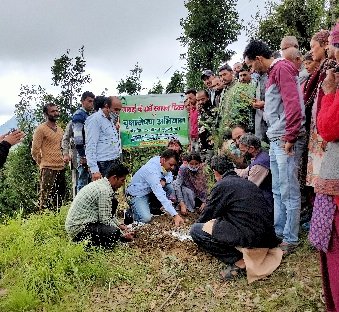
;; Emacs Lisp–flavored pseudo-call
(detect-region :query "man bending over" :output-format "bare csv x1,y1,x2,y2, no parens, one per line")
65,162,133,247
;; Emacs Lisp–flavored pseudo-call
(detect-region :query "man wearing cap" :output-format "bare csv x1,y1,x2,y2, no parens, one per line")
201,70,217,106
85,96,122,181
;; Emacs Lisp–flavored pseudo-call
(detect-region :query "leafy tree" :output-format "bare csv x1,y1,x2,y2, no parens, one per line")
117,63,143,95
15,85,50,138
246,0,339,52
165,71,186,93
325,0,339,28
1,47,92,217
148,79,164,94
51,46,92,125
0,143,39,217
178,0,241,88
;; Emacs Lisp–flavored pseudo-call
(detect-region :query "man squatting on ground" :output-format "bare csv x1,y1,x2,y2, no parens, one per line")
65,162,134,247
126,149,184,226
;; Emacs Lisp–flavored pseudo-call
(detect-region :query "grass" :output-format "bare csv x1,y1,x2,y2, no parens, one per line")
0,208,325,312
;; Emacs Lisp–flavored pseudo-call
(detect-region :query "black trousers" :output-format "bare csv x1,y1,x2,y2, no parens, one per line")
97,159,121,177
190,223,243,264
73,222,121,248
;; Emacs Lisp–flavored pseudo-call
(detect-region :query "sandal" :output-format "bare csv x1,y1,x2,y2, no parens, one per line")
220,264,246,281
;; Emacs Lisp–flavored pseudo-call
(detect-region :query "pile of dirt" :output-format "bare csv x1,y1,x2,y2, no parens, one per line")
129,213,201,257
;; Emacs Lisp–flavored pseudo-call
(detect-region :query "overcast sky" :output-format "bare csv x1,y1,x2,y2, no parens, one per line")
0,0,267,125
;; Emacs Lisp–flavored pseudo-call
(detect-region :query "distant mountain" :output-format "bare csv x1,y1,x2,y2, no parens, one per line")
0,116,18,135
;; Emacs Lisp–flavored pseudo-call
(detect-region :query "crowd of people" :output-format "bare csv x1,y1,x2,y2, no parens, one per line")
1,22,339,311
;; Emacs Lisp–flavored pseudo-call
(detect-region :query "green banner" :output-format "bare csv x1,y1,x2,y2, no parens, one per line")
119,94,189,148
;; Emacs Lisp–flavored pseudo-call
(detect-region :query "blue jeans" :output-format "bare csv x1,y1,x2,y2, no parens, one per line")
129,194,153,223
269,136,306,244
128,184,174,223
77,164,91,192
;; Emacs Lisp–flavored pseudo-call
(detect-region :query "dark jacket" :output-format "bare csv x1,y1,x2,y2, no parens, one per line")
72,108,90,157
198,171,279,248
0,141,11,168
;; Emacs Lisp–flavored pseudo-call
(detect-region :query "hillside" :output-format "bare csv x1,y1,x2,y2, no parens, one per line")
0,116,17,135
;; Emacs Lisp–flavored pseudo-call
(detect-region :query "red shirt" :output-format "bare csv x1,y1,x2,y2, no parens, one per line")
189,107,199,139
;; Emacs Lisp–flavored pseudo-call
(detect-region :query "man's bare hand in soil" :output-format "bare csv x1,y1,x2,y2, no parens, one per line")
121,231,135,242
179,201,188,216
174,214,184,226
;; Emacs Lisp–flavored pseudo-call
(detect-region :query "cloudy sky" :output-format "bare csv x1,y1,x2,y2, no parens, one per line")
0,0,267,125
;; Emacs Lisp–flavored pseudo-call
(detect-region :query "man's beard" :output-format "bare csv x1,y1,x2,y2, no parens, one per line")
47,115,58,122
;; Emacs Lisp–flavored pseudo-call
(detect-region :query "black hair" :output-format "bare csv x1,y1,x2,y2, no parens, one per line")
243,39,273,61
106,162,129,178
230,123,248,132
181,153,190,162
81,91,95,101
42,103,57,115
218,63,233,73
210,155,234,175
222,129,232,140
197,89,209,98
103,96,113,108
94,96,106,111
160,149,179,163
239,63,250,72
185,89,197,96
167,138,183,151
187,152,202,163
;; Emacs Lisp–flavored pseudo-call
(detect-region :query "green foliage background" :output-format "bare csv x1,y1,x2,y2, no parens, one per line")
247,0,339,52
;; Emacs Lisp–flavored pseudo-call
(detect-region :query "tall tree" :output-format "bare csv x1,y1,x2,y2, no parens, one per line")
165,71,185,93
148,79,164,94
246,0,339,53
117,63,143,95
51,46,91,125
178,0,241,88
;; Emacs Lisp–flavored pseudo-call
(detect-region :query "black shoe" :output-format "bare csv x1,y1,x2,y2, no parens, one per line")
124,208,134,225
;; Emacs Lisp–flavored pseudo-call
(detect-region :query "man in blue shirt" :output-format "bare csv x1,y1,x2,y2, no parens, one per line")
126,149,184,226
85,96,122,181
72,91,95,192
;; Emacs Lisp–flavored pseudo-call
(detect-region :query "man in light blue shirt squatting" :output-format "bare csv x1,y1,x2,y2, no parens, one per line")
72,91,95,192
85,96,122,181
126,149,185,226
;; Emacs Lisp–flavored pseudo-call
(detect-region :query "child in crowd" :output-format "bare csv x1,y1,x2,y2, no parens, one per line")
173,153,208,215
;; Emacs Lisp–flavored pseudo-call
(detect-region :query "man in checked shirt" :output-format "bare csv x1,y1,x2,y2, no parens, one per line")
65,162,134,247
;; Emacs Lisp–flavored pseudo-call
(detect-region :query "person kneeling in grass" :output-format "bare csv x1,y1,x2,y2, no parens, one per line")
65,162,134,247
173,152,208,215
190,155,282,282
